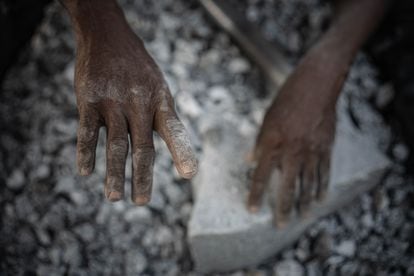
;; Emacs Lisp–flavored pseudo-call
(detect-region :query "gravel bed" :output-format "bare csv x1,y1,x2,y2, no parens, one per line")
0,0,413,275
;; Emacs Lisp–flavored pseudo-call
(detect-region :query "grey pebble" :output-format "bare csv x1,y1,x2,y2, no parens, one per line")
6,169,25,190
273,259,305,276
125,250,148,275
335,240,356,257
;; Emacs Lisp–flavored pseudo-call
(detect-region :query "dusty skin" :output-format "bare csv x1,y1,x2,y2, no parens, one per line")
248,0,387,227
63,0,197,204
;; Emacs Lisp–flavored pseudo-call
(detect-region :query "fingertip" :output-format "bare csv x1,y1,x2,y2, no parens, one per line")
316,190,327,202
77,149,95,176
159,117,199,179
275,218,288,229
245,149,256,163
105,176,124,201
79,166,93,176
247,187,263,214
177,158,198,179
132,195,151,206
248,204,260,213
247,180,265,213
274,209,290,228
106,191,123,202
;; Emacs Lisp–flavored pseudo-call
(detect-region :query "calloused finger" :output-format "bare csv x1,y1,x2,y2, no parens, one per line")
104,111,129,202
156,111,197,179
247,152,275,213
275,154,300,228
316,152,331,201
128,110,155,205
77,106,102,176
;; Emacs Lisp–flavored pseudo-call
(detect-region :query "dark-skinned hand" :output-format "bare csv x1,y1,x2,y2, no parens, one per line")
247,0,386,227
247,52,339,227
64,0,197,204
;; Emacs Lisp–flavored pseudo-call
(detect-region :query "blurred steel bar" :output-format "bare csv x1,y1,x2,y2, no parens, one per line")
199,0,292,87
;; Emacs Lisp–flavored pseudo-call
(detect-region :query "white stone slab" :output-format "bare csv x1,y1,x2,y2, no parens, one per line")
188,97,390,273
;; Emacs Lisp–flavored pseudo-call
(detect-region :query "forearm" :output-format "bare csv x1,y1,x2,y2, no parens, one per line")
272,0,387,115
291,0,387,104
319,0,388,63
61,0,135,46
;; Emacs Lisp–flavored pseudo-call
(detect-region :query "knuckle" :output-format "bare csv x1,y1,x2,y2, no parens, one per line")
109,137,128,153
77,140,95,156
132,146,155,172
133,144,155,155
260,131,280,147
165,117,184,131
77,140,92,152
77,147,93,161
156,94,175,115
78,126,97,142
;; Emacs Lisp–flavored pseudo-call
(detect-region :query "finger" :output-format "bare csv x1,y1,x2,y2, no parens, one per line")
128,111,155,205
77,106,102,176
104,111,129,202
275,154,300,228
298,155,318,217
316,151,331,201
156,111,197,179
247,152,275,213
247,142,262,164
250,123,281,163
249,128,267,163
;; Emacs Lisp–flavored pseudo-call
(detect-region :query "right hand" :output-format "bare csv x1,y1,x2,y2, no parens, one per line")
67,0,197,204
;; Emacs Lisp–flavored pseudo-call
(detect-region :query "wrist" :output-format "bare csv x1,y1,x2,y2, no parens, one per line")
290,46,351,106
63,0,132,45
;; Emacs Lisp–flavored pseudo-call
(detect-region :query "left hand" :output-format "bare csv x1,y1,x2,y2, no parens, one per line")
247,52,347,227
246,0,386,228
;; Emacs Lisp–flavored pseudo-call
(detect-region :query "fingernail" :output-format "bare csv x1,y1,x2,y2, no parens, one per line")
245,150,256,163
107,191,122,202
105,177,123,201
79,166,92,176
248,205,259,213
133,195,150,206
180,159,198,179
